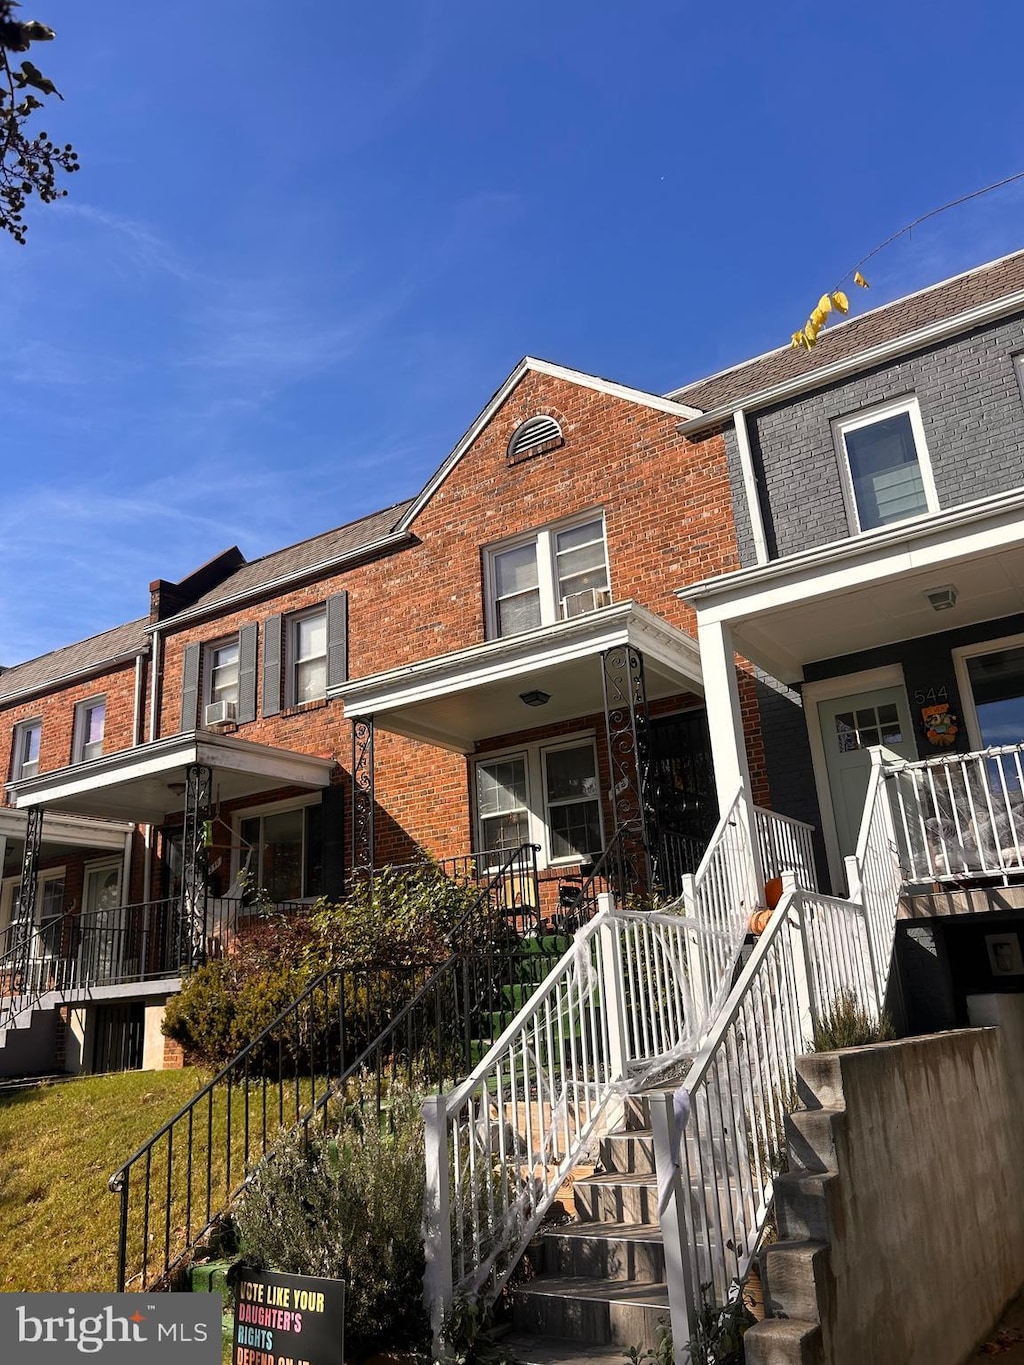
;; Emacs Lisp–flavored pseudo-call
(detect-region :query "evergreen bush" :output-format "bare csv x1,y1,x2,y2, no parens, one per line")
232,1083,429,1358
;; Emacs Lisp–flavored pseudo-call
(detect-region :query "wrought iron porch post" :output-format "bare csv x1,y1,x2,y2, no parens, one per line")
601,645,658,896
14,806,43,989
351,716,375,887
181,763,212,969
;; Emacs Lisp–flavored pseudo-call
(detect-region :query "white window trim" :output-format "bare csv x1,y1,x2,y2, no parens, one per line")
473,731,604,869
952,629,1024,752
0,865,66,943
483,511,611,640
72,695,106,764
231,793,322,898
11,717,41,781
205,634,241,708
285,606,328,708
832,396,939,535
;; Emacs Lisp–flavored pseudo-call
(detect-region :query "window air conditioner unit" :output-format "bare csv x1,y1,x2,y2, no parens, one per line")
204,700,237,727
560,587,611,620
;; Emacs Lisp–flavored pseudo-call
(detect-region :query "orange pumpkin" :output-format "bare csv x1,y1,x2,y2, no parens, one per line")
749,908,773,935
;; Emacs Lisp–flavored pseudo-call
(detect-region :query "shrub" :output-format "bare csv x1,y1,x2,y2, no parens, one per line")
307,862,483,970
232,1082,429,1358
812,988,895,1052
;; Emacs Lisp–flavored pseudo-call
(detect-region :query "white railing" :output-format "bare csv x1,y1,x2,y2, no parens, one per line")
651,892,806,1338
652,754,908,1361
755,805,818,890
422,900,739,1338
883,742,1024,883
798,889,877,1025
678,789,761,1019
845,747,906,1014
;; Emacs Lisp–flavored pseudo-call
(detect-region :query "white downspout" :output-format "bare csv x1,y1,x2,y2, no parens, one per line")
733,408,769,567
148,627,161,744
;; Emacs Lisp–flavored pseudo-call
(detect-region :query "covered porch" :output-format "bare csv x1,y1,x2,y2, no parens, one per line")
682,488,1024,890
3,731,336,1002
333,600,712,901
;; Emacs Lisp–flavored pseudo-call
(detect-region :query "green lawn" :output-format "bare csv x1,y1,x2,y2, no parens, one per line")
0,1069,212,1292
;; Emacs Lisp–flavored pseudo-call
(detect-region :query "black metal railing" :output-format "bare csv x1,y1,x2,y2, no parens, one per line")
0,895,315,1037
109,843,548,1292
656,827,709,898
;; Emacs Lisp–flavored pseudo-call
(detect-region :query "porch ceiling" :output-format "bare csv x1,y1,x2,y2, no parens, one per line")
6,732,335,823
683,493,1024,683
333,600,703,752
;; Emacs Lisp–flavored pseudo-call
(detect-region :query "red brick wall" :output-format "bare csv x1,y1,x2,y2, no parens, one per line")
1,660,138,800
3,368,768,883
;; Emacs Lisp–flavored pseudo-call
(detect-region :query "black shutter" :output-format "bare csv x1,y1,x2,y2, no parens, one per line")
321,785,346,900
263,614,282,717
326,591,349,689
180,643,201,732
237,622,258,723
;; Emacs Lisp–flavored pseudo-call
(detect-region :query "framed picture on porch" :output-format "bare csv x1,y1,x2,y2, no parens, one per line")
984,932,1024,978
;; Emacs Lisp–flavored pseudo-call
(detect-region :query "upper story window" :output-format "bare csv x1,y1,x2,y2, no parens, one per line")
486,514,611,639
833,397,938,533
11,719,41,781
288,609,327,705
262,592,347,719
73,697,105,763
207,639,240,708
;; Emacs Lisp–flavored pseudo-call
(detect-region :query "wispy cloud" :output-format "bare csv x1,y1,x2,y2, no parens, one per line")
56,201,196,281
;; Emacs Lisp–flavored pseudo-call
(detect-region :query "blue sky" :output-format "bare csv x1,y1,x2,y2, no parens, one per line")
2,0,1023,665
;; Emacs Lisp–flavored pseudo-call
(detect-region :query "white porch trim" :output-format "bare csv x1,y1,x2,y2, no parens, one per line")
333,601,703,752
7,732,335,822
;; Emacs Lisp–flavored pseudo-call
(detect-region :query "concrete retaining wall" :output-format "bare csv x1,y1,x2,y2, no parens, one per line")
752,994,1024,1365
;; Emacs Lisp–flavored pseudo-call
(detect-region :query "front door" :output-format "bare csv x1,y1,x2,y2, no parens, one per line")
80,860,123,985
817,684,917,860
650,710,719,880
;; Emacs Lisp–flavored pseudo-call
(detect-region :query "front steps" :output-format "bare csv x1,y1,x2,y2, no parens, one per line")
509,1091,671,1356
743,1054,845,1365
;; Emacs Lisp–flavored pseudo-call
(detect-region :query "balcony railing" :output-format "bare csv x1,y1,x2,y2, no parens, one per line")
884,742,1024,882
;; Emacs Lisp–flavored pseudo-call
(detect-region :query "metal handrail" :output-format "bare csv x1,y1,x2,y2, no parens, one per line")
108,842,545,1291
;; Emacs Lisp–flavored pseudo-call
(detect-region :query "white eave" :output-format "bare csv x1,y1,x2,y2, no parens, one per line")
678,488,1024,682
0,807,133,851
333,601,702,752
395,358,703,533
7,731,336,822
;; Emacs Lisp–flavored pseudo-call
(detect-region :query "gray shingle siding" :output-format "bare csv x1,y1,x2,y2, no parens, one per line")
749,314,1024,560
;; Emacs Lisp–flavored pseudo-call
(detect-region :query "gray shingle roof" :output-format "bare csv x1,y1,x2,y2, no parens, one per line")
165,499,414,619
0,618,149,702
669,249,1024,413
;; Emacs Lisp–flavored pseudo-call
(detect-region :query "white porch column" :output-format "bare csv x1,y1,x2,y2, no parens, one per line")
697,617,753,811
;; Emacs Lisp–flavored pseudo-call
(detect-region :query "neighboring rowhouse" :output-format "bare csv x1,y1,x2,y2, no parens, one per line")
0,358,769,1074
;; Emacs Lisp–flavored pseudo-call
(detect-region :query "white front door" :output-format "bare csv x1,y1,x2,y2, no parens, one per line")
817,684,918,861
81,860,123,984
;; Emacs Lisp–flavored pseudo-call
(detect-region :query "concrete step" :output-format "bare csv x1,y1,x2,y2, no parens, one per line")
500,1335,629,1365
743,1318,824,1365
794,1054,845,1112
539,1221,665,1283
511,1274,670,1349
773,1171,837,1243
783,1107,844,1176
760,1239,830,1323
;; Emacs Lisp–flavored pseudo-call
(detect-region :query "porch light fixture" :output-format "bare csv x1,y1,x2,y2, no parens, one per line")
924,584,958,612
519,689,551,708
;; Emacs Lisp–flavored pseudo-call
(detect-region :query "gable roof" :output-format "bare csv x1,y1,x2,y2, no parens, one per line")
395,356,702,532
0,617,149,705
155,499,414,628
669,248,1024,420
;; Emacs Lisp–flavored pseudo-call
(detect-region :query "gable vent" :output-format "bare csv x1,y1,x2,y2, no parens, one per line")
507,415,564,466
